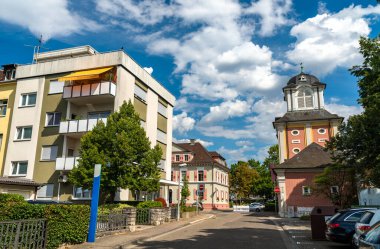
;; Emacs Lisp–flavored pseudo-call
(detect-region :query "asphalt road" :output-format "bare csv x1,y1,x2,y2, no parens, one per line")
126,212,290,249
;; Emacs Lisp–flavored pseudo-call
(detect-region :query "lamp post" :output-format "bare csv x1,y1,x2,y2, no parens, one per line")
177,163,187,221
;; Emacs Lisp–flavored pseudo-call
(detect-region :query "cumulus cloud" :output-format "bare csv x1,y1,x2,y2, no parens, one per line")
286,4,380,76
143,67,153,74
245,0,293,37
235,140,254,147
199,100,251,124
325,101,363,119
0,0,101,40
172,112,196,134
173,138,214,147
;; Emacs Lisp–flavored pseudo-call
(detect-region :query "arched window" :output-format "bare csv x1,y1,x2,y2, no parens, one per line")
296,88,313,109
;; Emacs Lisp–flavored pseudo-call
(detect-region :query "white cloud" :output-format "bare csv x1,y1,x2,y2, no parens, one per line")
245,0,293,37
199,100,251,124
0,0,101,40
172,112,196,134
286,4,380,76
325,102,363,119
143,67,153,74
173,138,214,147
235,140,253,147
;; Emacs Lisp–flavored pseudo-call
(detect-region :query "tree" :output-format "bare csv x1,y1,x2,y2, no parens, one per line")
326,36,380,187
229,162,258,199
69,101,162,203
181,179,190,206
313,164,357,208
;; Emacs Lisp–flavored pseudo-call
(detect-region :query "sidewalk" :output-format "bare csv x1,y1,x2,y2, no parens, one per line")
65,213,215,249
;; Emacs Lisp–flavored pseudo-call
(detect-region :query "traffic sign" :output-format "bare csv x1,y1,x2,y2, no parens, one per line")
198,183,204,192
274,186,280,193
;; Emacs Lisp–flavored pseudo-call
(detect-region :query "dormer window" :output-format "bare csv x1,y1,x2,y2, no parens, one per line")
184,155,189,161
299,75,307,82
296,88,313,109
175,155,180,162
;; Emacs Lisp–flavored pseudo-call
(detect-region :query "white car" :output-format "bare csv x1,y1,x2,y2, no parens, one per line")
249,202,265,212
352,209,380,248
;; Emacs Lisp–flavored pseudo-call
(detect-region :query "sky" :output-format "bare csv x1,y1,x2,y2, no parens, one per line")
0,0,379,165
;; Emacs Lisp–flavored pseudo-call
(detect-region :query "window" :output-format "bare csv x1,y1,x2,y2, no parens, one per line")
345,211,365,222
158,102,167,117
302,186,311,196
198,170,204,181
171,171,174,181
0,100,7,116
49,80,64,94
293,148,300,154
184,155,189,161
46,112,61,126
11,161,28,176
15,126,32,140
318,138,326,142
41,146,58,161
88,111,111,119
37,184,54,199
330,186,339,194
20,93,36,107
175,155,180,162
292,139,300,144
296,88,313,109
181,171,187,181
134,84,147,102
291,130,299,136
73,186,91,199
318,128,326,134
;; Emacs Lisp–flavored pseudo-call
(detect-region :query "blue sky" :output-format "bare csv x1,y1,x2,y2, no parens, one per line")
0,0,379,165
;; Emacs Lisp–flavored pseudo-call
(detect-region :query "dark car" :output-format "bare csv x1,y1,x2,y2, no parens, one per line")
358,221,380,249
326,208,375,244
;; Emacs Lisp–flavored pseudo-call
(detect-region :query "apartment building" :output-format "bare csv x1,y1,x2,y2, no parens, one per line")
170,140,229,210
1,46,176,202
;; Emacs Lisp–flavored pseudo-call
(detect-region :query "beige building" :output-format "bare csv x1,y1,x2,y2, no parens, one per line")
1,46,176,202
170,140,229,210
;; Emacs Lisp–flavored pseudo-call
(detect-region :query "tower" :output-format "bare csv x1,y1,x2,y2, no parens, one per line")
273,72,343,217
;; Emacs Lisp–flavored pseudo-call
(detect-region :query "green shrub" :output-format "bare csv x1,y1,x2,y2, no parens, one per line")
300,215,311,220
0,203,90,249
98,203,132,215
181,206,196,212
264,202,276,211
114,200,141,207
0,193,26,205
137,201,162,209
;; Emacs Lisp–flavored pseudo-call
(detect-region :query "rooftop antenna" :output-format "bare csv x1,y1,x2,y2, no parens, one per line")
300,62,304,73
25,35,48,64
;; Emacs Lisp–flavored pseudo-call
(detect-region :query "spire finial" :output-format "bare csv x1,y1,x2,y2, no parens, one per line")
300,62,304,73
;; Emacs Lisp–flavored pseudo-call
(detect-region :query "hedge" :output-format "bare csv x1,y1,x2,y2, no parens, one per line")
181,206,196,212
137,201,163,208
0,195,90,249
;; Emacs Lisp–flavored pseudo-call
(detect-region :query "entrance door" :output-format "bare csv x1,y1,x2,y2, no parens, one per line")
169,189,173,204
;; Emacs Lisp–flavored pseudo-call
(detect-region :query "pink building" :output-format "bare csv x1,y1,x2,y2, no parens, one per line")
273,73,343,217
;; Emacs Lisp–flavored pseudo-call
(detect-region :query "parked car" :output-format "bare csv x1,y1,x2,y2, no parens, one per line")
358,221,380,249
325,208,375,244
353,209,380,247
249,202,265,212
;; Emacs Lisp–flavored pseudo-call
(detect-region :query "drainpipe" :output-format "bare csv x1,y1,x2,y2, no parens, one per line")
212,163,214,209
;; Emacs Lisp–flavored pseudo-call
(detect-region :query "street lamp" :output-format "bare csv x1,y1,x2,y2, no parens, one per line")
177,163,187,221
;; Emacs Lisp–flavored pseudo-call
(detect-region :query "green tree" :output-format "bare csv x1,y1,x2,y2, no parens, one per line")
229,162,258,199
326,36,380,187
181,178,190,206
69,101,162,203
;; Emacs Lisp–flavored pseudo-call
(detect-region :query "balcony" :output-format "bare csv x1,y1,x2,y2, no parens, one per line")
59,118,107,134
55,157,80,171
63,81,116,105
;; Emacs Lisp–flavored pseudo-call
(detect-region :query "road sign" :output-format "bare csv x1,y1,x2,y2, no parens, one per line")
198,183,204,192
274,186,280,193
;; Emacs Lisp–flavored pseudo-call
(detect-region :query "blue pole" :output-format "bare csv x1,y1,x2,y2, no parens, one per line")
88,164,101,243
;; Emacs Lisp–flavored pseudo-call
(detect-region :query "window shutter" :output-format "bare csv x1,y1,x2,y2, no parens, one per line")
194,170,198,181
204,170,207,181
41,147,51,160
194,189,197,200
204,189,207,200
49,80,64,94
186,171,190,180
172,171,176,182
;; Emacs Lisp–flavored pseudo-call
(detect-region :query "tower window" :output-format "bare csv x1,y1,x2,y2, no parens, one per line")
293,148,300,154
296,88,313,109
318,128,326,134
291,130,300,136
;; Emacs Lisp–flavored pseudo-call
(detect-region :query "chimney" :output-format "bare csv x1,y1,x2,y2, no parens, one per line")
190,139,196,145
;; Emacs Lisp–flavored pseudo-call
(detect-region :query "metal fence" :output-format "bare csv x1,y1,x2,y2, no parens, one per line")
97,213,129,233
0,219,47,249
136,208,151,225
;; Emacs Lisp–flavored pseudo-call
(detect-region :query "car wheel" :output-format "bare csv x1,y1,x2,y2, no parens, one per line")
256,208,260,212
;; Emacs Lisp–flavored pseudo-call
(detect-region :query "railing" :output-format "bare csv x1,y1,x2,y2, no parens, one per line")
0,219,47,249
136,209,151,225
63,81,116,99
55,157,80,171
59,118,107,134
97,213,128,233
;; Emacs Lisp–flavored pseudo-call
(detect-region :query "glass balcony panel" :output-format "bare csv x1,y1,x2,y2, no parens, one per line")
87,118,98,130
72,85,82,98
100,82,110,94
77,119,88,132
59,121,68,133
68,120,78,133
81,84,91,96
63,87,72,98
91,83,100,95
56,157,65,170
110,83,116,95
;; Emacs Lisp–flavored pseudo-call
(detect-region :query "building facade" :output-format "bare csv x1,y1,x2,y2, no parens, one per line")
170,141,229,210
273,73,343,217
1,46,176,202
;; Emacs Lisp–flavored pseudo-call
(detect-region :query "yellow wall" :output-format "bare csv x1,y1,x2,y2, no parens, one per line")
0,81,16,175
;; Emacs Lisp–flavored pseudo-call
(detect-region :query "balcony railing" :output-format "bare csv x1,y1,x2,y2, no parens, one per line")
56,157,80,171
63,81,116,99
59,118,107,134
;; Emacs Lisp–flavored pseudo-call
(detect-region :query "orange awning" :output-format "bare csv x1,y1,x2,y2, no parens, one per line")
58,67,113,81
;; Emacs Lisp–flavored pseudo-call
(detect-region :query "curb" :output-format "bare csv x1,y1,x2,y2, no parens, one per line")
121,214,215,249
268,217,299,249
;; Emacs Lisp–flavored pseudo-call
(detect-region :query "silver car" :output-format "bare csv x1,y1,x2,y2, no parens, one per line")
353,209,380,247
249,202,265,212
358,221,380,249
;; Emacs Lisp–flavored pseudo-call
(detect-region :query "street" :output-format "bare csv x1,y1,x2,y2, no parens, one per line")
126,212,290,249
